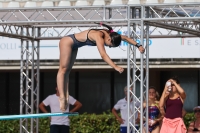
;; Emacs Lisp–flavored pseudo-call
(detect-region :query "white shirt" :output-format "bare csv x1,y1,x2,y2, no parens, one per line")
43,94,76,126
114,98,140,127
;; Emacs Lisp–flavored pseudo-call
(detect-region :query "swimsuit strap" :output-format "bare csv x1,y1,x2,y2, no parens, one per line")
87,29,92,40
86,29,97,44
87,29,105,40
99,30,105,38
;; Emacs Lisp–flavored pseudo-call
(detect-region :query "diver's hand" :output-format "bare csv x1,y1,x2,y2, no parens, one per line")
115,66,124,74
138,46,145,53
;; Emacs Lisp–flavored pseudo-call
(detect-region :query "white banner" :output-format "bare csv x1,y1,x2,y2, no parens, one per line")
0,35,200,60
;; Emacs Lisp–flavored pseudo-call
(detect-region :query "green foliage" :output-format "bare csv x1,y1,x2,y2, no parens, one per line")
69,112,119,133
183,112,195,128
0,112,196,133
0,118,51,133
38,118,50,133
0,112,119,133
0,119,19,133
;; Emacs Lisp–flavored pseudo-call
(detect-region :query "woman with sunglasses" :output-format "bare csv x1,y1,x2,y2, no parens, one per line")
159,76,187,133
188,106,200,132
57,23,145,111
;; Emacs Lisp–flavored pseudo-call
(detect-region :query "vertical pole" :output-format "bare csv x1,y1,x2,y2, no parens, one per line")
145,6,150,133
132,6,137,133
31,27,35,133
36,27,41,133
25,27,29,130
127,5,130,133
103,5,106,21
140,5,144,133
109,7,112,19
20,26,24,133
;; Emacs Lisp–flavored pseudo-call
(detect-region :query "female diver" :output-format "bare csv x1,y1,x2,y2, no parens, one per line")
57,23,145,111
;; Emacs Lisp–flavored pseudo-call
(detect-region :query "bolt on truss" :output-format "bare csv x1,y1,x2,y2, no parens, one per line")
0,3,200,133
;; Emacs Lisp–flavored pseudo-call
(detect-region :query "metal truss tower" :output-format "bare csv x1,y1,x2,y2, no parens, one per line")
19,27,40,133
0,3,199,133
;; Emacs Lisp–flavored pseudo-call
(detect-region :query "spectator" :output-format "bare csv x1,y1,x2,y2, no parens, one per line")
39,87,82,133
159,76,187,133
112,86,140,133
143,86,163,133
188,106,200,132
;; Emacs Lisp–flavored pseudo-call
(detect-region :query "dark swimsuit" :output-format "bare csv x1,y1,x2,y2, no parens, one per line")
193,121,200,132
67,29,106,50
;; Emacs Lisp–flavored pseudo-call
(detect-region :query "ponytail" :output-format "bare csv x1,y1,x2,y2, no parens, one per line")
95,22,114,33
95,22,121,47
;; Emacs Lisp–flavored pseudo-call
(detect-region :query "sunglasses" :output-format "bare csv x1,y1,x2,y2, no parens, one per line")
194,110,200,113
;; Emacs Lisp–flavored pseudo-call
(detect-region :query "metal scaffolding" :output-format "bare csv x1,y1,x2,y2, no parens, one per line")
0,3,199,133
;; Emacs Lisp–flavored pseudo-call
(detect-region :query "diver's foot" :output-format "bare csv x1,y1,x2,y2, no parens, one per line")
66,95,69,107
59,97,67,112
65,89,69,110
